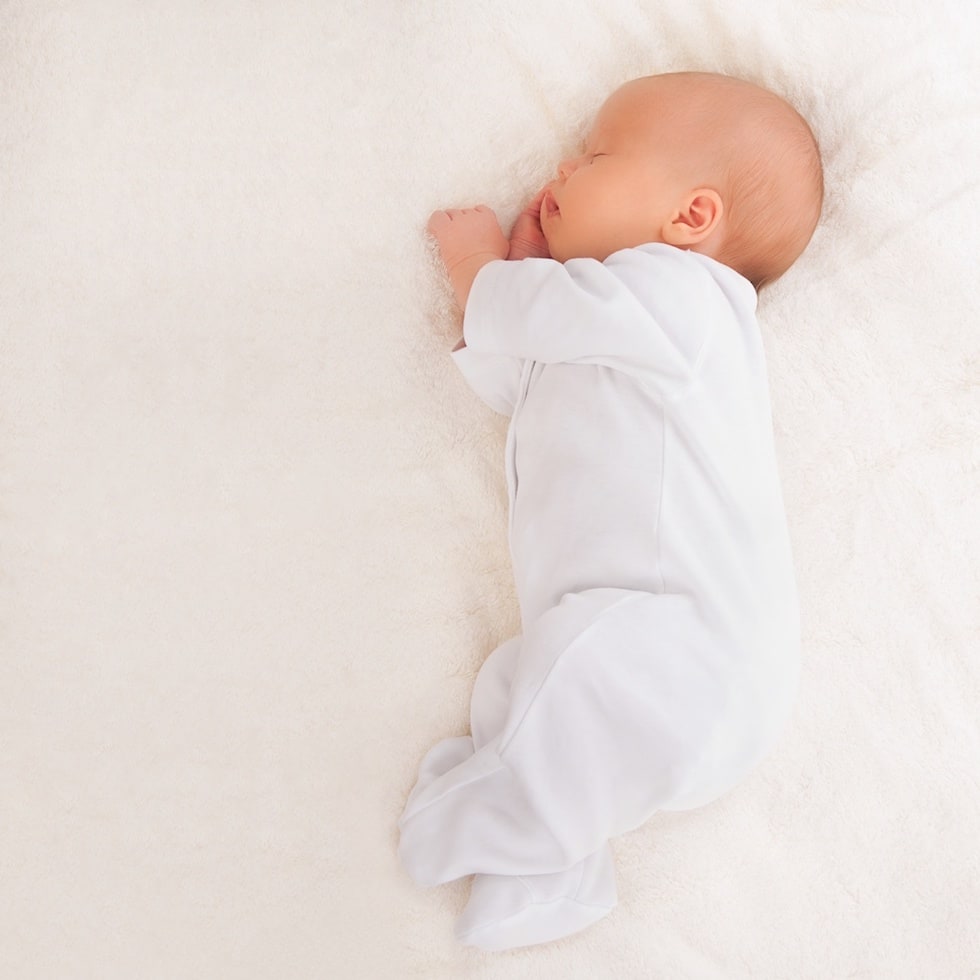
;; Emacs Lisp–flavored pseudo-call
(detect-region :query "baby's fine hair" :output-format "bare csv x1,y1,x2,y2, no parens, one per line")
698,75,824,290
647,72,824,290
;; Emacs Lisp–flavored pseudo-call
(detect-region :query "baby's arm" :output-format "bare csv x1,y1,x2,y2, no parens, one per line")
428,234,640,363
427,206,525,416
460,249,707,395
463,254,647,361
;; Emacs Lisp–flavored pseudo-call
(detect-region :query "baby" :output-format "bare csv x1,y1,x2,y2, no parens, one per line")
398,71,823,951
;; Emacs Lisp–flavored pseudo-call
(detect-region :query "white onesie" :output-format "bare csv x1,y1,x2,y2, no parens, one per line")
398,243,801,949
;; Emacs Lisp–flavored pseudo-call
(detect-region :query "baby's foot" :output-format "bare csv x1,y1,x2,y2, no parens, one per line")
454,843,617,951
402,736,474,813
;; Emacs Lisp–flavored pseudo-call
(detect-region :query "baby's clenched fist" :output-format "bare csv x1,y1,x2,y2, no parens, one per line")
426,206,509,274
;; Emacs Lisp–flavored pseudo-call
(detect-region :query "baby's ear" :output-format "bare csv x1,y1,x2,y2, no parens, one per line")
662,189,723,246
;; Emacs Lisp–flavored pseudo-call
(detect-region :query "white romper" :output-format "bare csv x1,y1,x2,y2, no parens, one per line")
398,243,801,927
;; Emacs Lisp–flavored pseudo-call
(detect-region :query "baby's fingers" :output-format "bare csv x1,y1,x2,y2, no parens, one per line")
426,205,492,231
456,205,496,219
426,210,451,236
522,186,549,217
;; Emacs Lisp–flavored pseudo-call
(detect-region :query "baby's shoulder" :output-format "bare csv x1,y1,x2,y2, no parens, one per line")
612,244,756,312
601,245,756,370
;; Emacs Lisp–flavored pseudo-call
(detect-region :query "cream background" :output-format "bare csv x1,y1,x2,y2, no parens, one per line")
1,1,978,977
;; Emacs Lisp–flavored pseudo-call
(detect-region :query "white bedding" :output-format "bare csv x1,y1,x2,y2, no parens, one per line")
1,1,977,976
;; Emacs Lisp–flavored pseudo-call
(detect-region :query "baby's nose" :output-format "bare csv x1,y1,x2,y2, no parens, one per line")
557,154,587,179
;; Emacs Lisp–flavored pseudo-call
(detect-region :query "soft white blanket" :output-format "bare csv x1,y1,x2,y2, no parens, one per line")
1,1,977,976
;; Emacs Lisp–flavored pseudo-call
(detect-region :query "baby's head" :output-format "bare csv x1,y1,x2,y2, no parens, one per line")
540,72,823,289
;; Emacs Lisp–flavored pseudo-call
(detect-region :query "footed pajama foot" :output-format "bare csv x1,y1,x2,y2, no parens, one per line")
454,843,617,951
403,736,474,815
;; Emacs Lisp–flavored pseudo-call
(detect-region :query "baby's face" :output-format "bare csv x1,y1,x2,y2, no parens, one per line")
540,80,689,263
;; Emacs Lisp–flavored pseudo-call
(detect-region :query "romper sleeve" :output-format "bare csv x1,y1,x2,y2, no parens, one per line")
460,246,737,398
449,342,524,417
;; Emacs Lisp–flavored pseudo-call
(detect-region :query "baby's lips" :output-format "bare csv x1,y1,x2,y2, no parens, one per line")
541,188,560,218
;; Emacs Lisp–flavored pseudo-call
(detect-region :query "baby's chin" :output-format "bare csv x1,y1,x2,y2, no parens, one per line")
540,228,560,261
548,242,611,263
542,234,573,263
542,226,624,264
542,227,620,264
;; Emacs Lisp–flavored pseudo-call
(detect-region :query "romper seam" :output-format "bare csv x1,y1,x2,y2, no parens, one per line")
655,404,668,595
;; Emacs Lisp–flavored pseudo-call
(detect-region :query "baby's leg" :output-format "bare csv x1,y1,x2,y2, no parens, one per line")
401,635,523,816
398,587,734,886
469,635,521,750
459,634,617,950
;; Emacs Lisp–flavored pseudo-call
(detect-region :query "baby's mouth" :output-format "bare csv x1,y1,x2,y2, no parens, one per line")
543,189,560,218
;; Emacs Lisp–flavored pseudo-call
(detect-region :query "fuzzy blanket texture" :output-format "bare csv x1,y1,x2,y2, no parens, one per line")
1,1,978,977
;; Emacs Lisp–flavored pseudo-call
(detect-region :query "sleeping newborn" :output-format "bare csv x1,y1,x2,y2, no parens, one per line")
399,71,823,952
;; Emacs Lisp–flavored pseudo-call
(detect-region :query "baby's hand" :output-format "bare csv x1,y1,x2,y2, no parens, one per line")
426,206,509,274
507,187,552,261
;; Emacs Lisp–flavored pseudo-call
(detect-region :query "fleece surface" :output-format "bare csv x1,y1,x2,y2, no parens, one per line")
1,1,977,977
